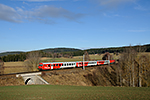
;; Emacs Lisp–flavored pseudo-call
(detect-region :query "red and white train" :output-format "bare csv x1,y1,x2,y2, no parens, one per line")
38,60,115,70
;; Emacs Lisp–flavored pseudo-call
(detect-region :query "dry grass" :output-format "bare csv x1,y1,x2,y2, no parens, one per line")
41,54,106,62
3,61,27,74
4,67,28,74
41,65,117,86
41,53,120,63
0,75,24,86
42,68,93,86
4,62,24,66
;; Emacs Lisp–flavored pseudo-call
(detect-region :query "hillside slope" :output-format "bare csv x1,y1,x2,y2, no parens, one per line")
42,65,116,86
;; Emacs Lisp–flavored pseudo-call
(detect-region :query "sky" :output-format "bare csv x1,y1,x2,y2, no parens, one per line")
0,0,150,52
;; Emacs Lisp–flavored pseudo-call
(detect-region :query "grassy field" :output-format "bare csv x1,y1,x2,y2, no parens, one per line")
0,85,149,100
3,62,27,74
4,62,25,66
41,53,119,62
4,67,28,74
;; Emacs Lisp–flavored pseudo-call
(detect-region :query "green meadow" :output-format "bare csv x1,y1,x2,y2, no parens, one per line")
0,85,149,100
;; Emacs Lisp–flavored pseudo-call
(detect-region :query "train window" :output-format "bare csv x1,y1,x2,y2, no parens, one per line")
67,63,69,66
69,63,71,65
64,64,66,66
56,64,58,66
59,64,61,66
89,62,95,64
48,65,50,67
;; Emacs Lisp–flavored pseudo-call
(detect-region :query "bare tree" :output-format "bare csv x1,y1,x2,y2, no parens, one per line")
115,63,123,86
48,52,57,62
135,45,147,87
102,52,112,60
118,45,150,87
24,51,42,71
135,54,150,87
84,51,90,61
118,46,137,87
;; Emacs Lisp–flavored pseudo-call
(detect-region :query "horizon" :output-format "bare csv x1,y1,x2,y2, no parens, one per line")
0,43,149,53
0,0,150,53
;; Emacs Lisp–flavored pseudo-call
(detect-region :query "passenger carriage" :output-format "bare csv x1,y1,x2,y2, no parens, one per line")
38,62,76,70
38,60,115,70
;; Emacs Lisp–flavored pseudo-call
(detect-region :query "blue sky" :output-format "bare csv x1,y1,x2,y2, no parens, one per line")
0,0,150,52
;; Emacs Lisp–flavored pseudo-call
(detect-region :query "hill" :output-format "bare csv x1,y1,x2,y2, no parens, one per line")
0,51,24,57
0,44,150,62
0,48,81,57
40,47,82,53
1,44,150,57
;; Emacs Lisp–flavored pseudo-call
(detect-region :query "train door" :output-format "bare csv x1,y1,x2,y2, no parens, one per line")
51,64,53,69
79,62,82,67
104,60,110,64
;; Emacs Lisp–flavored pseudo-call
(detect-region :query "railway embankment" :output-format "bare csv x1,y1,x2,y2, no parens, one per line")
0,64,116,86
0,75,24,86
41,65,116,86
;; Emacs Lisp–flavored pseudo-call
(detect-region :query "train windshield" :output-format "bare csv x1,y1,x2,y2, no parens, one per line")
39,64,43,66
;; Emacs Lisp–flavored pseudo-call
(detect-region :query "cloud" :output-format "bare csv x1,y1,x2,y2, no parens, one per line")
0,4,84,24
23,1,29,5
16,7,23,12
103,13,128,18
0,3,22,23
25,5,84,23
91,0,136,8
128,30,147,32
134,5,147,11
14,0,64,2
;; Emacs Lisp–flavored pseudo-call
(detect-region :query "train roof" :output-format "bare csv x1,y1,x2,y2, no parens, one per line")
42,61,76,64
41,60,99,64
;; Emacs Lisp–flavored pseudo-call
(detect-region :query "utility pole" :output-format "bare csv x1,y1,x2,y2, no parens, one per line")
83,54,85,70
108,55,110,66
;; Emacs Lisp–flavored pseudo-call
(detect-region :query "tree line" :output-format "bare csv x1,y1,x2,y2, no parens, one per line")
0,44,150,62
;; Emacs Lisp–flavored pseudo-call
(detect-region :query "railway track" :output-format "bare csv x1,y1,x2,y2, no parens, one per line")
0,64,115,77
